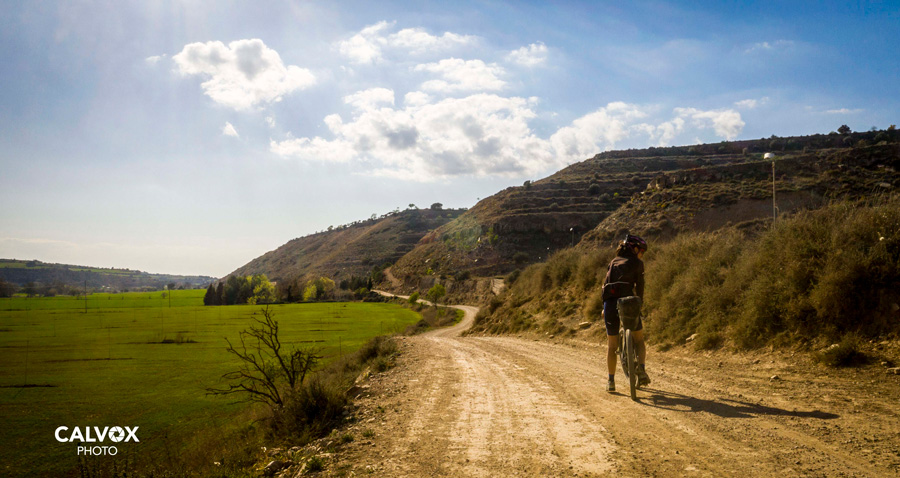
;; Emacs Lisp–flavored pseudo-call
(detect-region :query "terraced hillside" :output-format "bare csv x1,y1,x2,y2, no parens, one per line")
581,142,900,248
390,131,899,283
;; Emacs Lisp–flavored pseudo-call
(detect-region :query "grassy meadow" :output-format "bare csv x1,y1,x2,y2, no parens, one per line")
0,290,421,477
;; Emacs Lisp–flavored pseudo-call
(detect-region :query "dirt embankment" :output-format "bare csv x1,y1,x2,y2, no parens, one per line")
314,304,900,477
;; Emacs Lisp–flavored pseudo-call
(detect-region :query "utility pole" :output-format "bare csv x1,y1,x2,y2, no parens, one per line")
772,161,777,224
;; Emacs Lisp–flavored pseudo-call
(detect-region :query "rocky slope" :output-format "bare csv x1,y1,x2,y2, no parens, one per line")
229,208,465,283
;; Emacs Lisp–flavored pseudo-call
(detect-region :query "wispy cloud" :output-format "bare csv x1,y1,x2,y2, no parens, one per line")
337,21,477,65
735,97,770,109
825,108,864,114
145,54,167,65
744,40,796,54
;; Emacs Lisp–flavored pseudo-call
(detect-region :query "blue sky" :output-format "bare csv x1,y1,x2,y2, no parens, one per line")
1,1,897,277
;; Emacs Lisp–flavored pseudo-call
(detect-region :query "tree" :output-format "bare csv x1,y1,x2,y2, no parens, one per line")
208,306,320,408
838,124,851,135
430,202,443,210
302,277,335,301
0,278,16,298
203,284,219,306
426,283,446,306
248,274,275,305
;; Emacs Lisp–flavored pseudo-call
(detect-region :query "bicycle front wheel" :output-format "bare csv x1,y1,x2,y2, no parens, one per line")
625,329,637,400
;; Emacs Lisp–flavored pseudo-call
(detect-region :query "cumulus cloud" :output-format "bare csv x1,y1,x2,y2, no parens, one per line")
414,58,506,93
223,122,239,137
506,42,548,67
550,102,648,160
173,39,315,110
272,91,555,180
674,107,744,140
272,96,746,179
551,104,745,161
337,21,477,64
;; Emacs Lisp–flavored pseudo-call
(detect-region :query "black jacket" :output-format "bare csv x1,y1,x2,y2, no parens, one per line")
603,254,645,299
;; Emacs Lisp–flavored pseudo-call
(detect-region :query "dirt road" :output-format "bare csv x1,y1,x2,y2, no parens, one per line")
330,301,900,477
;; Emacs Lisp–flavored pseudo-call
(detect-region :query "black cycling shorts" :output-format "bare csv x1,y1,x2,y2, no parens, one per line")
603,299,643,336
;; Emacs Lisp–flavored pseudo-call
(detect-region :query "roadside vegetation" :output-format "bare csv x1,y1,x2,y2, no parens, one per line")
473,195,900,359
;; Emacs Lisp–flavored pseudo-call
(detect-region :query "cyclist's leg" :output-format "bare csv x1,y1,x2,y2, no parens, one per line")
607,334,619,375
603,300,620,375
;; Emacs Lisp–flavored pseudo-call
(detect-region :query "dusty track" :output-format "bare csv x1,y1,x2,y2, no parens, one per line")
330,300,900,477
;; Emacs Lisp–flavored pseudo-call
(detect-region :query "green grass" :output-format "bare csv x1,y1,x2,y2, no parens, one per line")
0,293,421,477
3,288,206,310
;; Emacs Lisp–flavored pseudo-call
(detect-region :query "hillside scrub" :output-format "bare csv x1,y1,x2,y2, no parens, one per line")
474,196,900,351
470,248,615,335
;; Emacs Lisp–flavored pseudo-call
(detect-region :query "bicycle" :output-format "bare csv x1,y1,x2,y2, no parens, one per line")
616,296,643,400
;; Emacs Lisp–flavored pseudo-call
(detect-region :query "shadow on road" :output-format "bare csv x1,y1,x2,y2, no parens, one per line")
639,389,840,420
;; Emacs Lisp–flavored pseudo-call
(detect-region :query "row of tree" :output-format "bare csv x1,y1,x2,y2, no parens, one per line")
204,274,276,306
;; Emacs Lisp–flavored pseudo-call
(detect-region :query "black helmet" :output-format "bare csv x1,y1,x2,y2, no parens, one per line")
623,234,648,252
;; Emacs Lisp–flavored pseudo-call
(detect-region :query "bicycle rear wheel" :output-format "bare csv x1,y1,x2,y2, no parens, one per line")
625,329,637,400
619,328,629,377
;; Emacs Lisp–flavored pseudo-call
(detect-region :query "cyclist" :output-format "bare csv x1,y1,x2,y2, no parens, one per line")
602,234,650,392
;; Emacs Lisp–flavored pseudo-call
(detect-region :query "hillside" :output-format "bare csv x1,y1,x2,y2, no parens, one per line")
390,129,900,284
0,259,215,293
229,207,465,284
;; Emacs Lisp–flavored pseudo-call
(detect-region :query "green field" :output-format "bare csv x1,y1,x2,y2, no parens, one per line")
0,291,421,477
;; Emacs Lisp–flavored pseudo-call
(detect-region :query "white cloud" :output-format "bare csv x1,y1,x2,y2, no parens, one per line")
269,136,357,163
415,58,506,93
551,104,745,161
506,42,548,67
344,87,395,110
389,27,476,54
735,97,769,109
145,54,167,65
550,102,648,160
173,39,316,111
826,108,864,115
223,122,239,137
338,21,392,64
745,40,795,54
337,21,477,64
272,92,556,180
674,107,745,140
404,91,432,107
266,116,276,128
272,97,747,179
